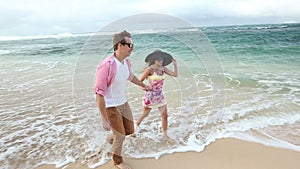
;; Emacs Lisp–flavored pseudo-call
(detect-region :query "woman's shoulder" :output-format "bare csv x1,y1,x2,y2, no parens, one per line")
143,66,153,75
144,66,152,72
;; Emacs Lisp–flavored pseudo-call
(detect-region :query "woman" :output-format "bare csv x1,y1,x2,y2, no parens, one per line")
136,50,178,141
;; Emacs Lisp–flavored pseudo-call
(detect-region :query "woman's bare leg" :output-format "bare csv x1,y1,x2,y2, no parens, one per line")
158,105,174,141
136,107,151,126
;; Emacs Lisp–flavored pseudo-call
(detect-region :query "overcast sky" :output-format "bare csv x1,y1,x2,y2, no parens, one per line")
1,0,299,36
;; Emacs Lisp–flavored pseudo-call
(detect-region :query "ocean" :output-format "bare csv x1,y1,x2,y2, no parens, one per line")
0,23,299,169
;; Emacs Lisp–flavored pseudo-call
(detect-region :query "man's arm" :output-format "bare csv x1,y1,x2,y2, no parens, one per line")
130,76,147,88
126,59,150,90
96,94,111,131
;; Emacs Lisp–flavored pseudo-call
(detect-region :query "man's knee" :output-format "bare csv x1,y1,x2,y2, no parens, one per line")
125,128,134,135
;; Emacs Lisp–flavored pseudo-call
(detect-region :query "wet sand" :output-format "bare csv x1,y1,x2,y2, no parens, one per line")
36,138,300,169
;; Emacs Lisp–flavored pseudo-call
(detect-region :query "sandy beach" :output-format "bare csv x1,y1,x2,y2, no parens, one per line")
36,138,300,169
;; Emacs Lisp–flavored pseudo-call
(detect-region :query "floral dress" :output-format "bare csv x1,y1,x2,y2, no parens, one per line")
143,72,166,108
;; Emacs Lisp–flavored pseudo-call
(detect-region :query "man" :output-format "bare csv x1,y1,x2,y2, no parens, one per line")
94,30,148,169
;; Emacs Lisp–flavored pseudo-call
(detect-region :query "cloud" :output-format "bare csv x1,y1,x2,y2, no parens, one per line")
0,0,299,36
229,0,300,17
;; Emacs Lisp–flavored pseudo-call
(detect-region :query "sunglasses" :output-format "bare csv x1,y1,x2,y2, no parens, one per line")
121,42,134,48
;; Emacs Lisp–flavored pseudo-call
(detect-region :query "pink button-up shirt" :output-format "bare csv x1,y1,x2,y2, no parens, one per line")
94,54,134,96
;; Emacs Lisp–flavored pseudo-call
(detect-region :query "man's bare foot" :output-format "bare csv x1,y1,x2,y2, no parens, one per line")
115,162,131,169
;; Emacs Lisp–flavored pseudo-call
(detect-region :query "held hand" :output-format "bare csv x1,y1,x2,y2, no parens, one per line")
142,85,151,91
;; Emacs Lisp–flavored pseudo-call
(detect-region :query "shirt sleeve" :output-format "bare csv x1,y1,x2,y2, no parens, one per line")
94,62,109,96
